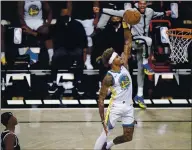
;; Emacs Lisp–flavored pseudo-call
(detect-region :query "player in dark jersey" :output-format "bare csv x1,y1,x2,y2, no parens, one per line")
1,112,20,150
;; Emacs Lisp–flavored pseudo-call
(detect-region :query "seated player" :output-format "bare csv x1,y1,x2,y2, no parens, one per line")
18,1,53,64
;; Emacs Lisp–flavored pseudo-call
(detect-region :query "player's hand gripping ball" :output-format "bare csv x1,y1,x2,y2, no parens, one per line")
123,9,141,25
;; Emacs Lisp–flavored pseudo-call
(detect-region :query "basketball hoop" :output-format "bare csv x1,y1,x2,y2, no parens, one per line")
166,28,192,63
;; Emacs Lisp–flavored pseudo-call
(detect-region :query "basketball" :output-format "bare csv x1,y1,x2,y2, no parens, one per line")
123,9,141,25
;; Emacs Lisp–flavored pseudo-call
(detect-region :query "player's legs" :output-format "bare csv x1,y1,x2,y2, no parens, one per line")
76,19,94,69
104,104,135,150
94,106,120,150
84,19,94,70
48,48,69,93
25,19,53,64
134,45,147,108
133,36,154,75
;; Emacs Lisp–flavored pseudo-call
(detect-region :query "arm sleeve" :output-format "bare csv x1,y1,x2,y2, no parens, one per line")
152,11,165,18
103,8,125,17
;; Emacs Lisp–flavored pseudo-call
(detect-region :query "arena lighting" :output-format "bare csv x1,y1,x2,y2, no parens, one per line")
152,99,170,104
80,99,97,104
25,100,42,105
170,99,188,104
43,100,61,104
62,100,79,104
7,100,24,105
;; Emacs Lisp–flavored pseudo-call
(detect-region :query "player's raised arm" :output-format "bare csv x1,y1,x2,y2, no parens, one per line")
98,74,113,123
102,8,125,17
123,26,132,69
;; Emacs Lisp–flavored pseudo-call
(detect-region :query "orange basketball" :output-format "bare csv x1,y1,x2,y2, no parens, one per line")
123,10,141,25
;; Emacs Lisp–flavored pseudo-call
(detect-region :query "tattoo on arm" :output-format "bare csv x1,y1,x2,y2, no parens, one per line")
123,27,132,68
113,126,134,145
98,74,113,121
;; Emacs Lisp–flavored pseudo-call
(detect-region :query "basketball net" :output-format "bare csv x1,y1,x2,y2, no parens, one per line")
167,28,192,63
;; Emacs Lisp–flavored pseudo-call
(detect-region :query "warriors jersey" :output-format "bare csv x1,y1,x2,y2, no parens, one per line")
107,66,133,105
1,130,20,150
24,0,42,20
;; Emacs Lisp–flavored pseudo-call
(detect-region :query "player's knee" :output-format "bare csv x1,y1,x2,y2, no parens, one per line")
37,25,49,36
37,26,50,41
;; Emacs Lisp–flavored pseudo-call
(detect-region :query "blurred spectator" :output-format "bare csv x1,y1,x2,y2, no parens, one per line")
18,1,53,64
97,1,130,29
71,1,100,70
101,0,171,108
1,112,20,150
48,8,87,93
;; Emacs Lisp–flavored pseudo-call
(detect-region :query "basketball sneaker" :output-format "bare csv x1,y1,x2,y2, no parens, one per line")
134,95,147,109
143,63,154,75
102,142,111,150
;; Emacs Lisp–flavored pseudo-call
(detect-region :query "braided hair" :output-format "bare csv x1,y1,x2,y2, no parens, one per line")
96,47,114,67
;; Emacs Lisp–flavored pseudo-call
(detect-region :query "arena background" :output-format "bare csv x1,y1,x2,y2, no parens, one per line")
1,1,192,109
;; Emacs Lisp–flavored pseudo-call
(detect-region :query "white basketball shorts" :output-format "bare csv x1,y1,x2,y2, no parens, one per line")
25,19,43,31
105,102,134,130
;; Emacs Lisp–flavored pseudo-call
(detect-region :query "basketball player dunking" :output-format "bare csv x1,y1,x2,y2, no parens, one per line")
1,112,20,150
100,0,171,109
94,48,136,150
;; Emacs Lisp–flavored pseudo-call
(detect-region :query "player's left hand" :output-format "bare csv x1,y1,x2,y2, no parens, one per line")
165,10,171,16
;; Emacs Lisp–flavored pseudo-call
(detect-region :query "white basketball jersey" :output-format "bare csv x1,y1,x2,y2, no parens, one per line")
24,0,42,20
108,66,133,105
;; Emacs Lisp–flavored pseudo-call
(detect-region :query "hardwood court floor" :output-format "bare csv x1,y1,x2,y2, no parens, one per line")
1,108,191,149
